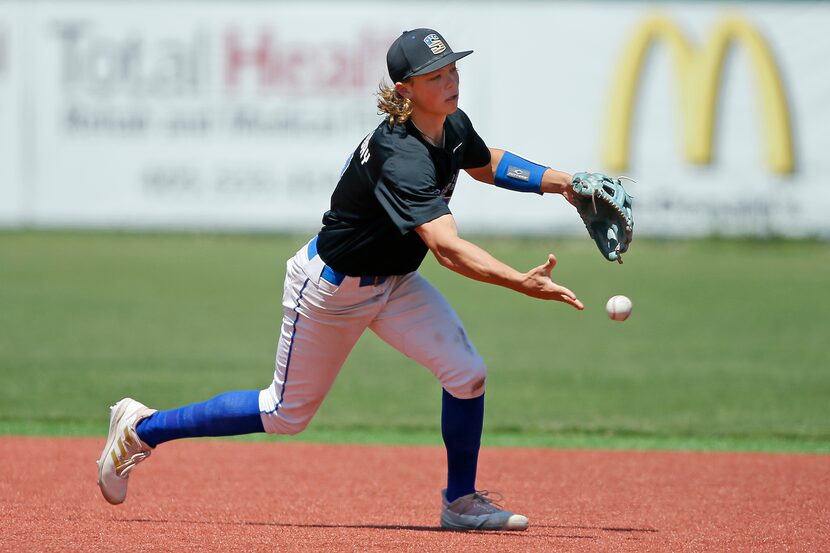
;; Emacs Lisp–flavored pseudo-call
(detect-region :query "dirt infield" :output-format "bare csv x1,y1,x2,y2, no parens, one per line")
0,437,828,552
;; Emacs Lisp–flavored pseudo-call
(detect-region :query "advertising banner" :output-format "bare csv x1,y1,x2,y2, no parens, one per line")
0,5,24,224
27,3,393,229
1,2,829,236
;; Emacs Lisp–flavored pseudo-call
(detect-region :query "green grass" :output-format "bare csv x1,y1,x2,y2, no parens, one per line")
1,231,829,452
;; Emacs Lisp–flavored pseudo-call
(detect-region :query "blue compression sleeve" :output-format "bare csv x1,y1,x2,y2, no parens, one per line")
135,390,264,447
441,388,484,503
493,151,547,194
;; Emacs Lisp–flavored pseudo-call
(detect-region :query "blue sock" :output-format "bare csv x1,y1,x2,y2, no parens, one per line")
135,390,264,448
441,388,484,503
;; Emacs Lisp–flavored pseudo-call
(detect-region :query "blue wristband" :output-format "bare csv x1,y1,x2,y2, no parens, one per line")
493,151,547,194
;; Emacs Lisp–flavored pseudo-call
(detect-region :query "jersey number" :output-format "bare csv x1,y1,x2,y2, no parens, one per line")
359,133,371,165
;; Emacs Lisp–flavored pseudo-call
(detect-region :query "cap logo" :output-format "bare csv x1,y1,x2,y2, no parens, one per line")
423,34,446,55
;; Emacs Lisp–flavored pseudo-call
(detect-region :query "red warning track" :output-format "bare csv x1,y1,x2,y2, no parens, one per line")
0,436,828,552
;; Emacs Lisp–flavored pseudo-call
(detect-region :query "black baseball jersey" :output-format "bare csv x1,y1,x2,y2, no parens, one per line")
316,108,490,276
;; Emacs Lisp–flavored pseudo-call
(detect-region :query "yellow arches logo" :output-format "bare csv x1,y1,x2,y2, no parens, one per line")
604,15,794,174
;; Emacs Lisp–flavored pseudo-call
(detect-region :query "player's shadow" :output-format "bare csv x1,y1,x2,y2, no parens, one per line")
118,517,513,534
117,517,656,538
544,524,658,533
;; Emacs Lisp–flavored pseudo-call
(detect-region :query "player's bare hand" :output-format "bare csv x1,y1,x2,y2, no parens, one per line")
520,254,584,309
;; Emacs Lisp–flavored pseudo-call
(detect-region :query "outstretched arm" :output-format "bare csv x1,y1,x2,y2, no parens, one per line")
465,148,579,206
415,213,583,310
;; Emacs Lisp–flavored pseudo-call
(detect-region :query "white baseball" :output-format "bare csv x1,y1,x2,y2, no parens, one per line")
606,295,633,321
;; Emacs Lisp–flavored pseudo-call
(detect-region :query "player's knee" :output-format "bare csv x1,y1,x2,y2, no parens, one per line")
259,384,319,435
468,372,486,397
444,361,487,399
277,419,310,436
260,413,311,436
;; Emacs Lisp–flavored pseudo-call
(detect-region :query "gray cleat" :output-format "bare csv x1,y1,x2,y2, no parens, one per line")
440,489,529,531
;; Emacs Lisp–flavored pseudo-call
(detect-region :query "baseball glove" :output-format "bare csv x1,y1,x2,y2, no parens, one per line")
571,172,634,264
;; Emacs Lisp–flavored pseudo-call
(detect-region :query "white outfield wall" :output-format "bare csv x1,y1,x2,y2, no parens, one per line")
0,1,828,236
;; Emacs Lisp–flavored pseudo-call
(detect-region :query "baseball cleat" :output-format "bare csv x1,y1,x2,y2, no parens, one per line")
96,398,156,505
440,489,529,531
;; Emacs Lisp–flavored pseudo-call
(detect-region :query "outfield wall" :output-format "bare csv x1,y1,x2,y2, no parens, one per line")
0,1,828,236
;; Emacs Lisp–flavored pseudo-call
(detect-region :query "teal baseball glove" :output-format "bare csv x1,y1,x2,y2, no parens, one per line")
571,172,634,264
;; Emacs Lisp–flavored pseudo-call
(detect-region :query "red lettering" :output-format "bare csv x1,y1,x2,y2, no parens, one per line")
225,30,274,88
322,48,350,90
223,29,394,95
283,49,307,90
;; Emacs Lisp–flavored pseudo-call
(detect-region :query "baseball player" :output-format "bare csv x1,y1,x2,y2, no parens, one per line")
97,28,626,531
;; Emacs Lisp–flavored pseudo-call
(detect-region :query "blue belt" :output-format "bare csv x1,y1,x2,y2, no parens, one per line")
307,236,387,288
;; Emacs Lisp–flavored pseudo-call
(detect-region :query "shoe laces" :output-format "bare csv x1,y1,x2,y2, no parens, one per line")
473,490,504,507
457,490,507,515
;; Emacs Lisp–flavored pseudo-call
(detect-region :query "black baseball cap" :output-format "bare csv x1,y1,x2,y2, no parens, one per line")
386,29,473,83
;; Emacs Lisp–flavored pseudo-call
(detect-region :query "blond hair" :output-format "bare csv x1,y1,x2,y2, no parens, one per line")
376,80,412,126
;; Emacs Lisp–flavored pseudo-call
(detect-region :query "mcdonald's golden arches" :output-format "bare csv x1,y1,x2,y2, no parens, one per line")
604,15,794,174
